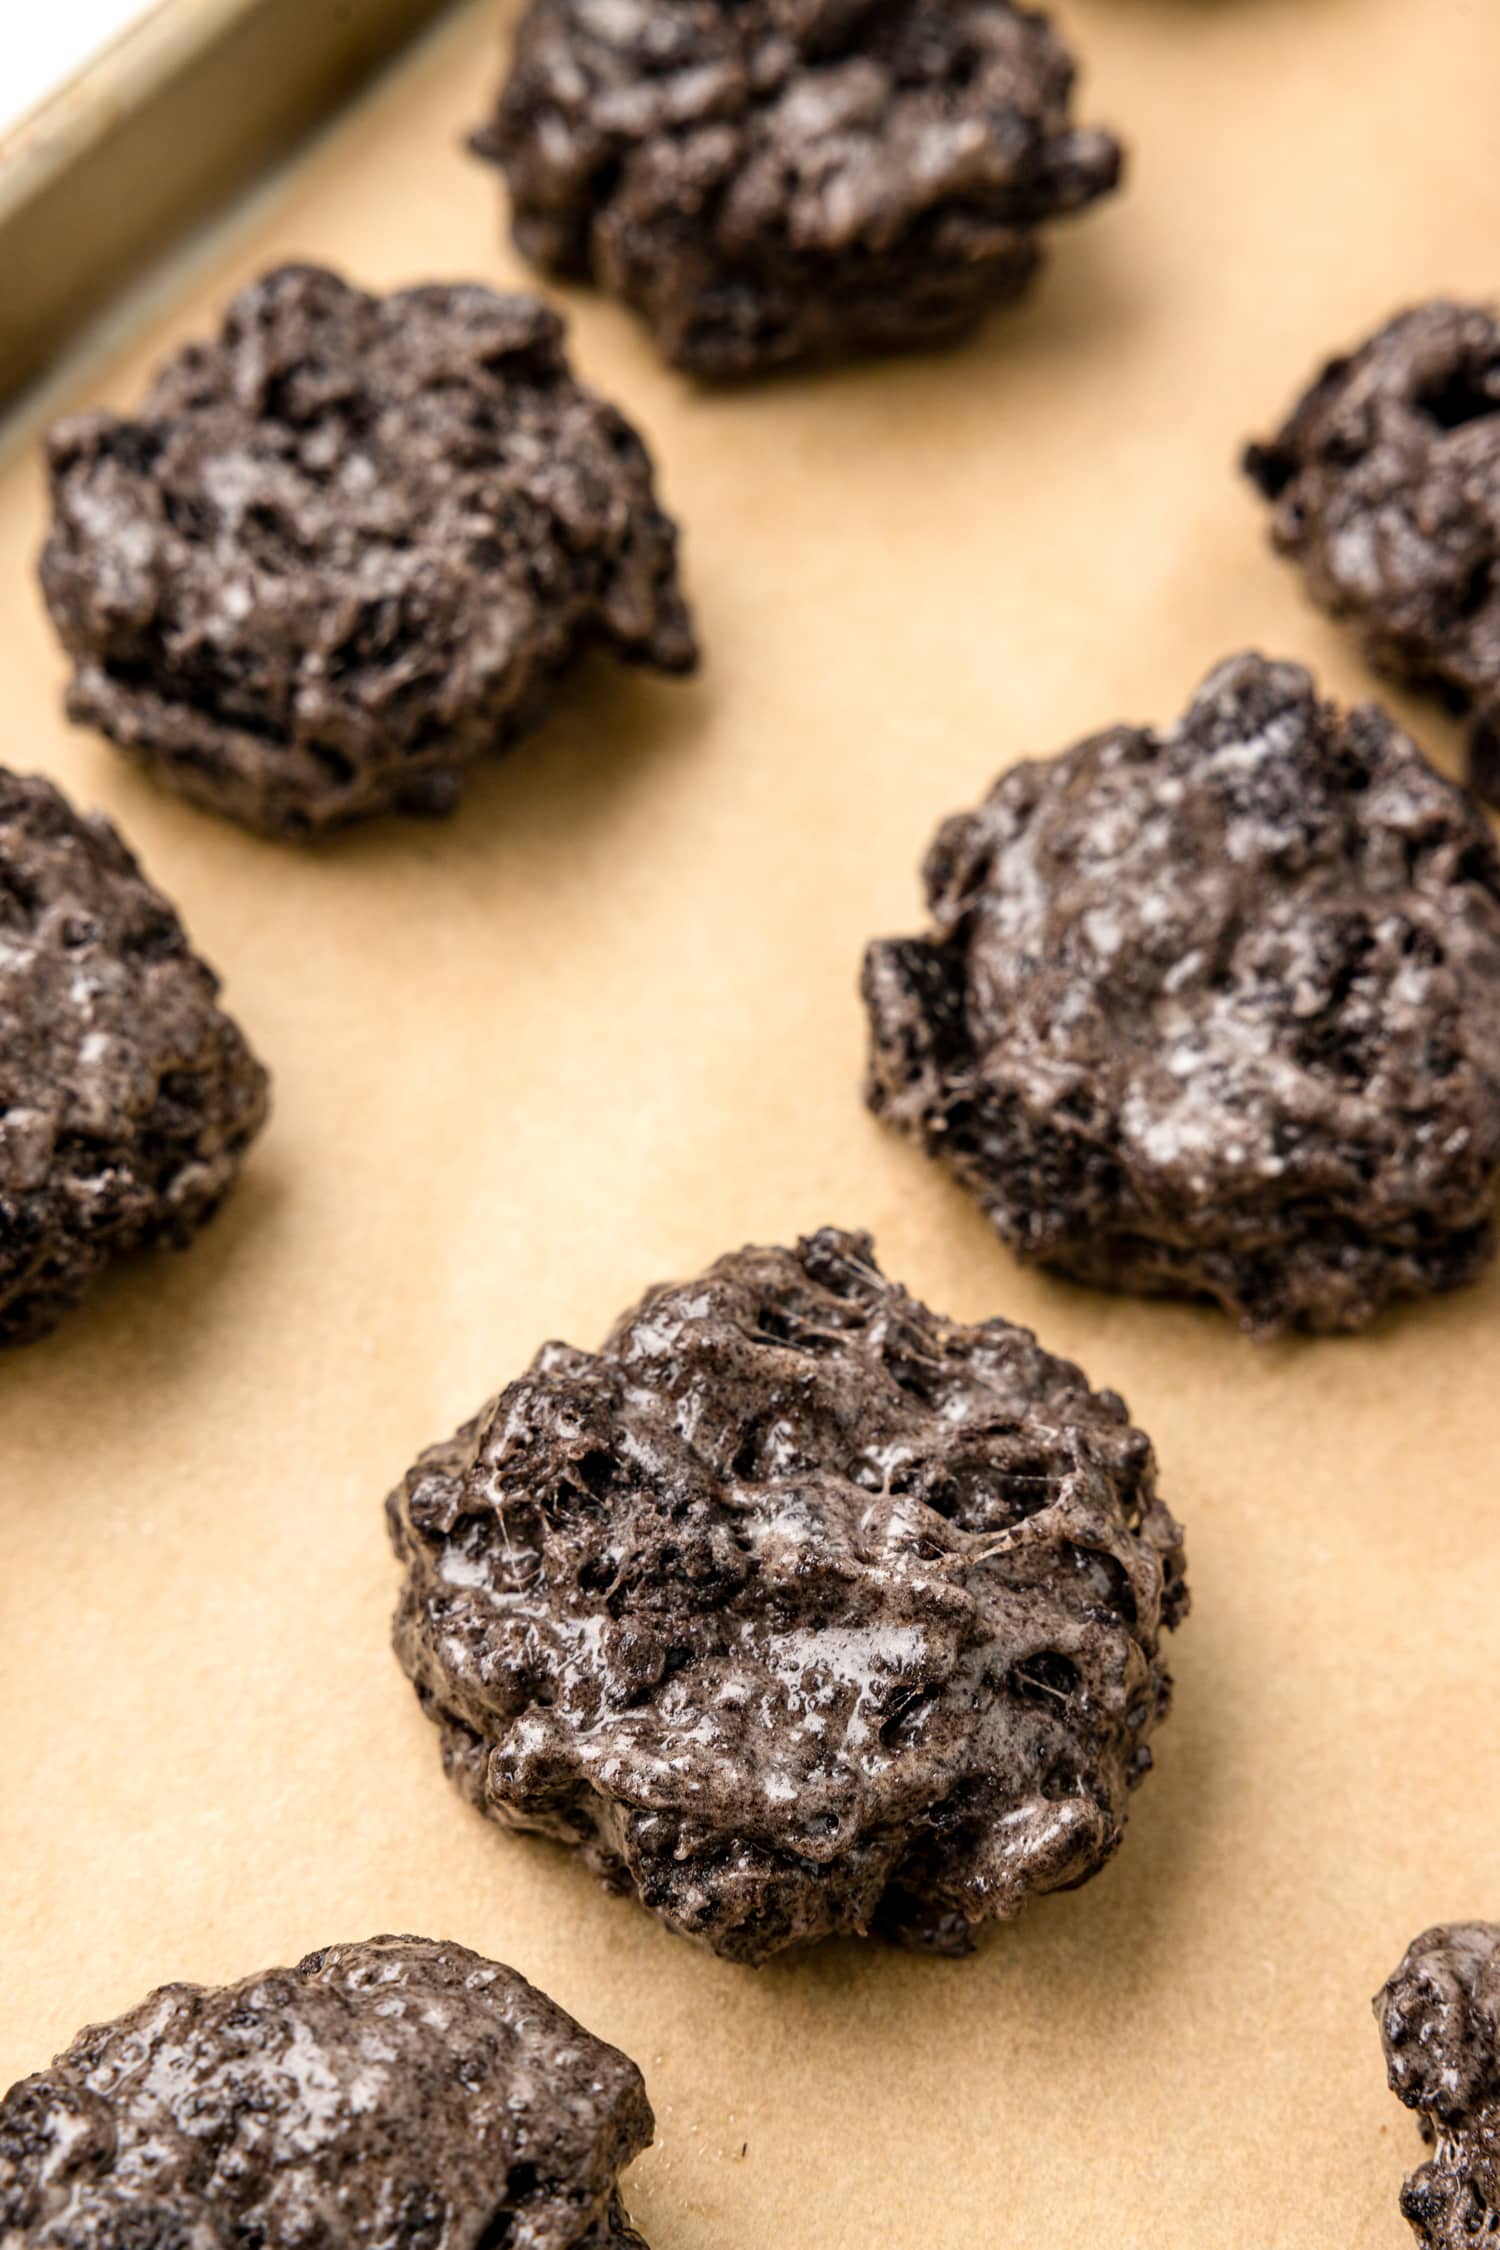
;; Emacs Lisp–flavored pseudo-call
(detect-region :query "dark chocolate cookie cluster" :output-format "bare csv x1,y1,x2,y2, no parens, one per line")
1246,301,1500,806
42,266,696,838
1377,1924,1500,2250
0,1937,653,2250
863,652,1500,1334
389,1227,1187,1964
478,0,1121,376
0,767,267,1342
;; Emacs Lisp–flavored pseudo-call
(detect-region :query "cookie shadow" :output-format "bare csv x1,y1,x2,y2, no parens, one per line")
316,650,716,884
755,1597,1220,2013
74,636,714,911
0,1151,288,1425
637,1674,1231,2225
873,1121,1500,1375
671,210,1143,437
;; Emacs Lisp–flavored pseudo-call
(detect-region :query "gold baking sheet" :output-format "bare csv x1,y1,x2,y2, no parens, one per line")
0,0,453,405
2,3,1498,2243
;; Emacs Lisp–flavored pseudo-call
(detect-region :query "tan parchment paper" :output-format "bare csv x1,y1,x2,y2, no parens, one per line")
2,2,1499,2241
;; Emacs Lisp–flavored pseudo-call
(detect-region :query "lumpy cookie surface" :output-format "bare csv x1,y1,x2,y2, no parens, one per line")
477,0,1121,378
40,266,697,838
1244,300,1500,805
0,1936,653,2250
0,768,267,1343
862,652,1500,1335
1377,1924,1500,2249
388,1227,1187,1965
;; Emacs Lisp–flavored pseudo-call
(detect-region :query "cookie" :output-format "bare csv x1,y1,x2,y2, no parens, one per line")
40,266,697,839
862,652,1500,1335
0,1936,653,2250
1244,300,1500,806
388,1226,1187,1965
475,0,1122,379
1377,1923,1500,2249
0,768,268,1343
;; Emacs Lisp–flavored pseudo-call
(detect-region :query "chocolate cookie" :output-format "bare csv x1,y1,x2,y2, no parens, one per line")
1376,1923,1500,2249
40,266,697,838
862,652,1500,1335
0,768,268,1343
388,1226,1187,1965
475,0,1122,379
1244,300,1500,806
0,1936,654,2250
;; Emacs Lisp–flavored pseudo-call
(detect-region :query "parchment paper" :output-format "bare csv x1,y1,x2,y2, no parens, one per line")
2,3,1498,2242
